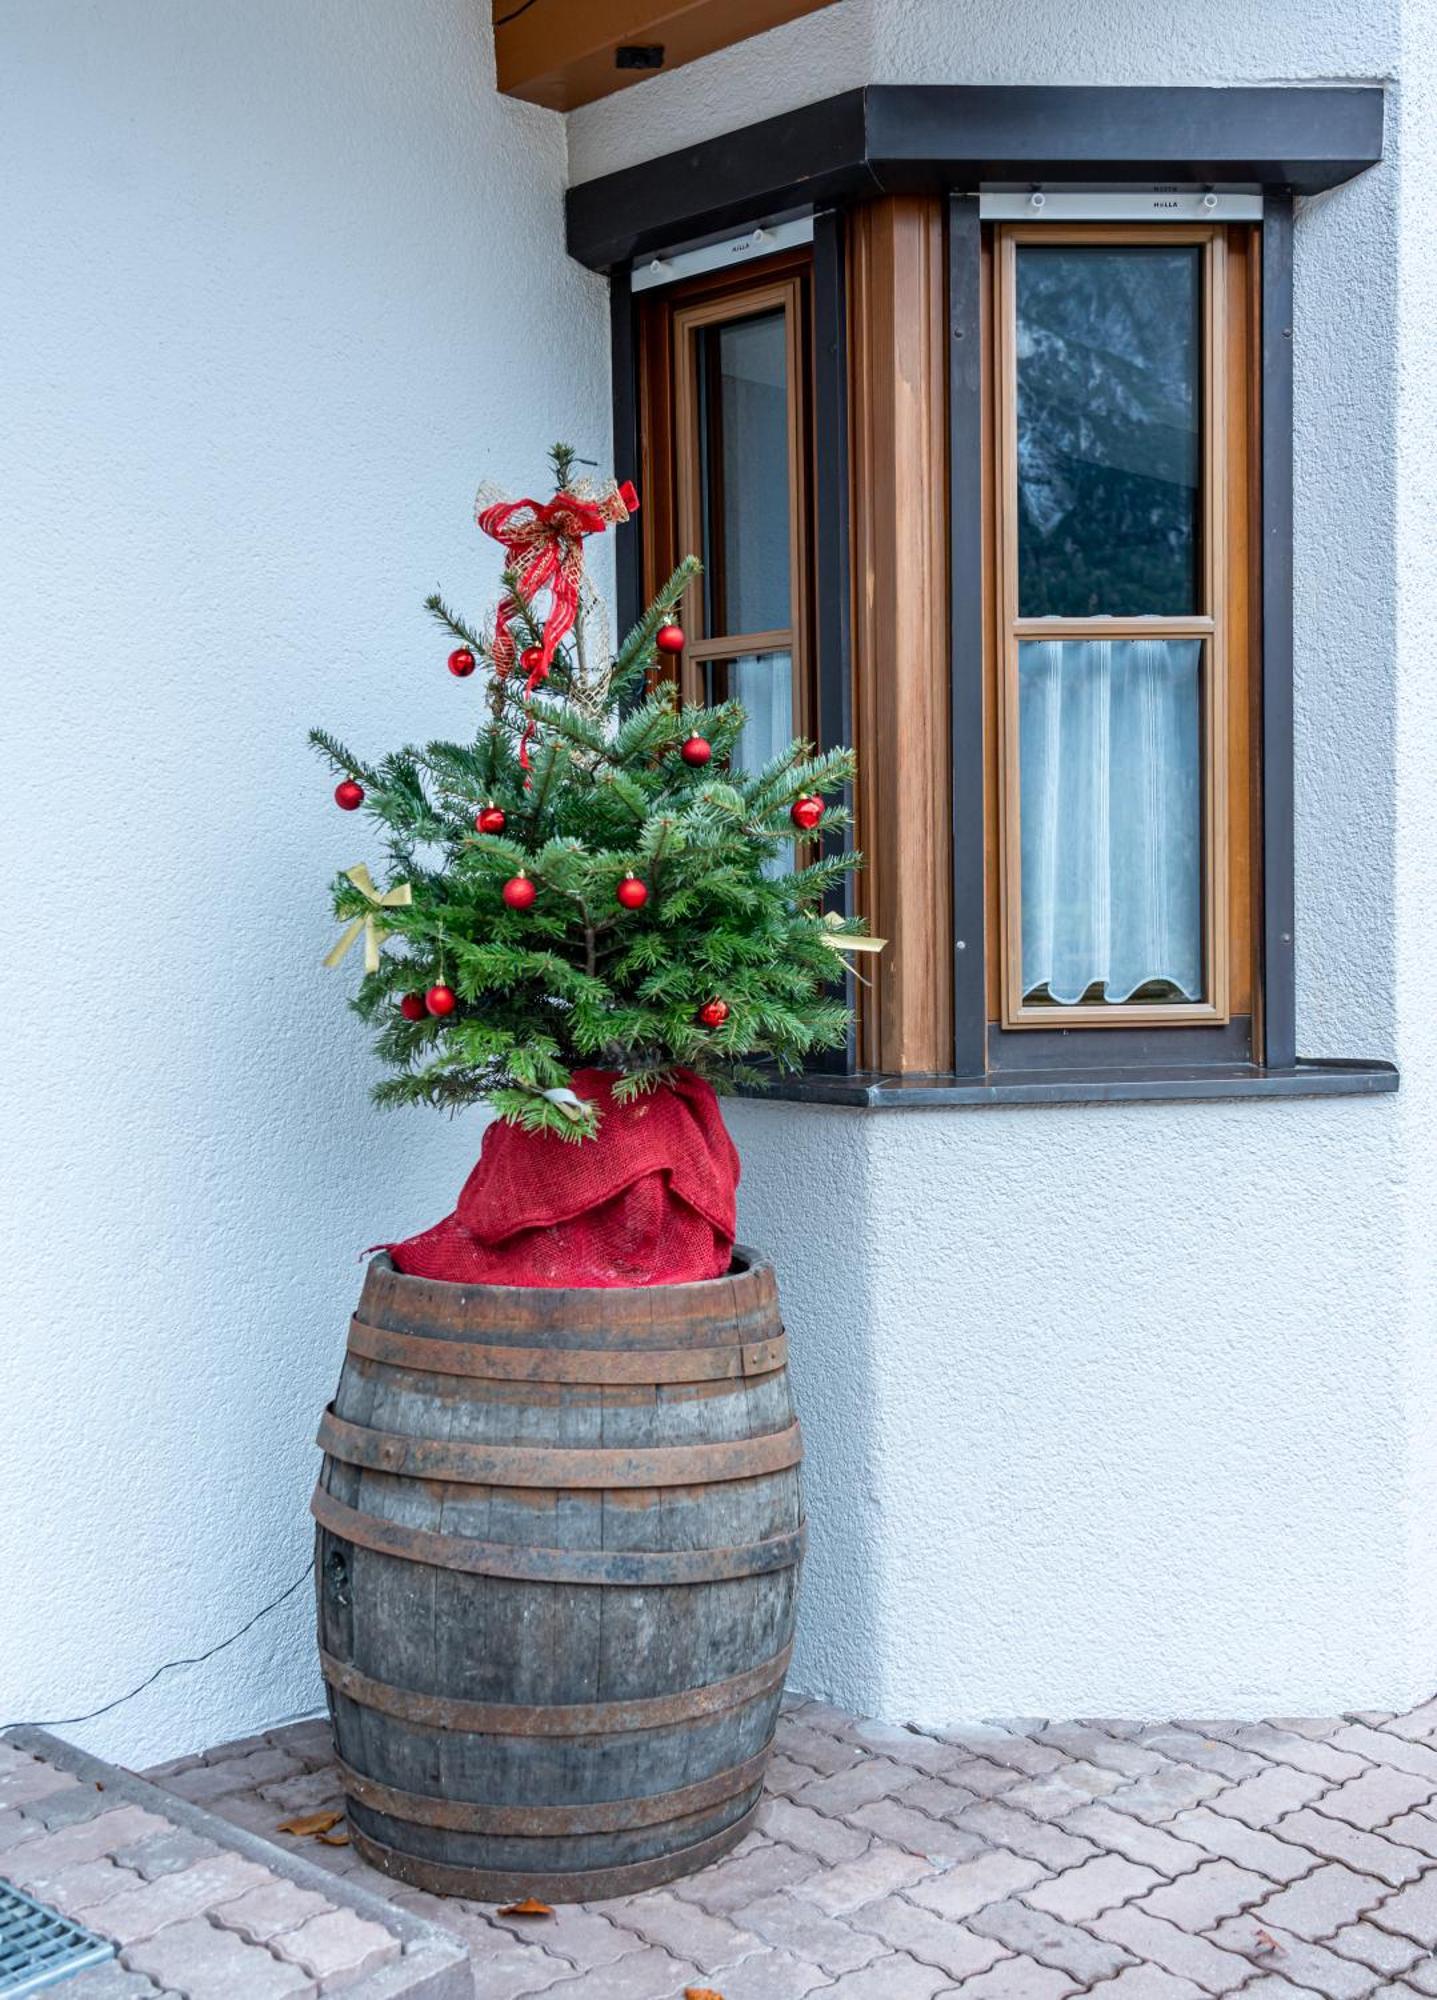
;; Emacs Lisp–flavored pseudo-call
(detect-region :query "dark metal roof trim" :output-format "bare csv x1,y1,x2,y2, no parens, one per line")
566,83,1385,270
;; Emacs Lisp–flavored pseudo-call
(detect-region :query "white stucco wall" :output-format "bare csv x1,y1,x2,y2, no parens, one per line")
574,0,1437,1722
1,0,609,1764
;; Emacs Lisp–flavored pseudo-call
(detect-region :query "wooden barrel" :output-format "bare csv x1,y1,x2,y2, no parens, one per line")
311,1246,803,1903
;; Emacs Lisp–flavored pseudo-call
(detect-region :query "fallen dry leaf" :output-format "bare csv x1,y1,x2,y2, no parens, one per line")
276,1809,345,1837
1253,1930,1283,1956
315,1828,351,1846
685,1988,726,2000
499,1897,553,1918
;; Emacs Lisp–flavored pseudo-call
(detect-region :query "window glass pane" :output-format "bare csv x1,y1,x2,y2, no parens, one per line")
698,310,791,635
1018,637,1202,1005
1016,245,1201,618
707,650,794,875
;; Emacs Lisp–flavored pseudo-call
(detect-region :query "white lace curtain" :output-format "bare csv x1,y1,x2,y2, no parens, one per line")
1018,637,1203,1005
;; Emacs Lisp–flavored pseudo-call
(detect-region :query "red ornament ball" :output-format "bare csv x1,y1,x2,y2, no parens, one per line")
475,805,507,834
447,647,477,678
425,983,457,1018
334,779,365,811
655,623,686,655
680,735,712,767
399,993,427,1022
520,644,545,676
697,998,730,1028
502,872,537,910
790,793,824,832
616,873,649,909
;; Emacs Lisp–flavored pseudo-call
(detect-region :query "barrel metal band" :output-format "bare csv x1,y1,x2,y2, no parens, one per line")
312,1485,806,1585
319,1643,792,1737
348,1799,760,1903
316,1409,802,1489
346,1317,787,1384
335,1745,771,1836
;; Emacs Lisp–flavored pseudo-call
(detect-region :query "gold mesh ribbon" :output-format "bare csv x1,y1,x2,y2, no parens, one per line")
323,865,412,974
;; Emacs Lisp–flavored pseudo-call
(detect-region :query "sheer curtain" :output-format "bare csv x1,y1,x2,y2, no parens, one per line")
1018,637,1202,1005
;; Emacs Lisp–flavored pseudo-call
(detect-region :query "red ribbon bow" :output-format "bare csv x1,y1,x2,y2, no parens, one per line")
477,480,638,689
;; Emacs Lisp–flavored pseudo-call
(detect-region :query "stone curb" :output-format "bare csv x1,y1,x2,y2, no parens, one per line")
5,1728,472,2000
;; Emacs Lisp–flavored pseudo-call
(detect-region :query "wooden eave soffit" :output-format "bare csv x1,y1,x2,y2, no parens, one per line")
493,0,841,113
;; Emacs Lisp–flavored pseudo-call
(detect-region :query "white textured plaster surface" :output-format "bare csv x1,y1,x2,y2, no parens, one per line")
1,0,609,1764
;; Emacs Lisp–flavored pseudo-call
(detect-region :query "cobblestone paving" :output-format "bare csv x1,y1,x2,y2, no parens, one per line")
140,1695,1437,1998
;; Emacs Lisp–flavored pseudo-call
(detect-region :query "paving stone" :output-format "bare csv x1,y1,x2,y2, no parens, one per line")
846,1894,1011,1979
1323,1922,1427,1976
1230,1729,1371,1784
1274,1810,1429,1885
1403,1958,1437,1996
1206,1918,1383,2000
0,1763,81,1809
893,1773,982,1822
764,1753,825,1798
143,1755,204,1782
755,1794,872,1862
851,1721,973,1774
953,1801,1100,1871
1169,1807,1316,1883
737,1887,890,1973
1089,1906,1259,1993
1094,1968,1209,2000
1022,1852,1163,1922
255,1770,347,1814
1133,1731,1269,1782
110,1830,220,1882
775,1721,869,1775
204,1733,273,1763
1036,1726,1169,1780
0,1807,42,1854
1207,1768,1333,1829
847,1796,989,1863
1236,1980,1330,2000
1060,1805,1208,1877
36,1857,142,1912
940,1757,1029,1799
810,1951,954,1997
123,1917,315,1997
931,1724,1027,1754
21,1782,116,1831
791,1697,863,1737
158,1763,270,1807
80,1854,276,1946
210,1878,332,1944
791,1758,918,1816
451,1942,577,2000
943,1956,1079,2000
539,1945,703,1998
961,1733,1071,1778
970,1896,1137,1982
796,1839,940,1912
268,1907,400,1986
1079,1720,1154,1742
1103,1765,1235,1824
1136,1859,1280,1930
1364,1871,1437,1949
601,1888,757,1973
1379,1700,1437,1744
54,1966,167,1998
264,1721,334,1767
486,1903,638,1966
1265,1721,1350,1743
1249,1864,1389,1940
1329,1728,1437,1785
1370,1811,1437,1862
670,1836,820,1914
5,1809,174,1887
697,1947,837,1998
906,1848,1049,1921
1001,1767,1126,1819
1309,1769,1437,1831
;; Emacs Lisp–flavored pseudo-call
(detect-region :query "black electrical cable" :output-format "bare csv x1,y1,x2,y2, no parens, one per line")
1,1558,315,1735
494,0,541,26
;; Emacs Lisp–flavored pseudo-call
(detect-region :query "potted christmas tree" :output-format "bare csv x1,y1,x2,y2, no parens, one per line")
308,447,866,1902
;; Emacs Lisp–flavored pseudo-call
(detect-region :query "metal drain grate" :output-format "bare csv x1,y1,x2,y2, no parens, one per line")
0,1880,115,1997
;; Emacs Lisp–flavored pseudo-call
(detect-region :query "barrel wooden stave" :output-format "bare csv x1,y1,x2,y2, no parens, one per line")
314,1247,801,1900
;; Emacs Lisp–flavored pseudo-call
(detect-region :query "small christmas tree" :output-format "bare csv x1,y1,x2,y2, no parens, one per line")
311,445,865,1143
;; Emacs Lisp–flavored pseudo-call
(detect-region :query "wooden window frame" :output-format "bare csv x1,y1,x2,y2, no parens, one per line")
638,258,816,750
992,222,1232,1032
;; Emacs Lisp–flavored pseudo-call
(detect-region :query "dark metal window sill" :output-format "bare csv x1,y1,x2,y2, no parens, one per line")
739,1058,1398,1110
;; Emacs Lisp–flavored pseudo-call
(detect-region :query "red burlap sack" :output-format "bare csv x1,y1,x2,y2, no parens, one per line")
389,1069,739,1288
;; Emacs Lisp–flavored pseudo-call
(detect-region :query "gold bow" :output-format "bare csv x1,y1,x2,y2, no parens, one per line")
323,865,412,974
817,912,887,955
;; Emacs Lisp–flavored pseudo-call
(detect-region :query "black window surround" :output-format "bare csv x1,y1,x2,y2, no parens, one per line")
589,84,1397,1110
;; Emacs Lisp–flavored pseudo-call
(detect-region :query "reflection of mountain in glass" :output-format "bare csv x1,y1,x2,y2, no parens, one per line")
1017,246,1200,618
